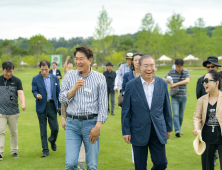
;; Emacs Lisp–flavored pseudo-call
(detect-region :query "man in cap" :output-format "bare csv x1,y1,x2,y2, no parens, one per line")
196,56,221,166
103,62,116,115
196,56,221,99
114,53,133,93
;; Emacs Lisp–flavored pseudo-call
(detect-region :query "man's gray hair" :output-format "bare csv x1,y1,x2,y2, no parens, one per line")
138,55,156,66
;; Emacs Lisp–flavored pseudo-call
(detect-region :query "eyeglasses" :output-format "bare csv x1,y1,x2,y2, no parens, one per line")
201,78,216,84
142,64,155,69
133,53,143,57
206,66,215,68
74,58,85,62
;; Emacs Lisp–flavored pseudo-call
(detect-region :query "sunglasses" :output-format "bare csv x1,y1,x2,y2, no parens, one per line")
201,78,216,84
133,53,143,57
206,66,215,68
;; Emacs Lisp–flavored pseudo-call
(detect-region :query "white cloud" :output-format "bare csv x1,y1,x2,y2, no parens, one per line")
0,0,221,39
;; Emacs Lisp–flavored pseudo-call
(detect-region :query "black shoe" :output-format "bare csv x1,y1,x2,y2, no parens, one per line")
12,153,19,158
0,154,3,161
175,131,181,137
48,138,57,151
111,112,115,115
41,152,49,157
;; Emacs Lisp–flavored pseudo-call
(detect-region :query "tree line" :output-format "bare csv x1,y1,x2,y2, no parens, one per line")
0,7,222,67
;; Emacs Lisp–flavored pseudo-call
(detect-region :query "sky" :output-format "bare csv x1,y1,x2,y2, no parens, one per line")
0,0,222,40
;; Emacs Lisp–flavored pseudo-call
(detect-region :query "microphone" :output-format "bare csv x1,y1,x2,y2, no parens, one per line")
79,71,83,79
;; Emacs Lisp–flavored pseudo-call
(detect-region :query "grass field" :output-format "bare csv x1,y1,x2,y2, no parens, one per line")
0,67,221,170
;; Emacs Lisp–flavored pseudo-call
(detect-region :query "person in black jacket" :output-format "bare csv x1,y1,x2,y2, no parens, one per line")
196,56,221,99
196,56,221,166
103,62,116,115
49,62,62,80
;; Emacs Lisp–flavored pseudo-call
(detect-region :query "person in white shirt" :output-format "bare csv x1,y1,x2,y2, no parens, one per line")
49,62,62,80
114,53,133,93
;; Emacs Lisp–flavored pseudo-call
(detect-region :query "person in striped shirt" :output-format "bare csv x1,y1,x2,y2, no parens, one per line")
59,46,108,170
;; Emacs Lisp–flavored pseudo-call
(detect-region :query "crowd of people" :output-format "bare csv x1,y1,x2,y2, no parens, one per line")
0,45,222,170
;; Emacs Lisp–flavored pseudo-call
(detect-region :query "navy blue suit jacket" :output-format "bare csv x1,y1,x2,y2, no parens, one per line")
196,75,206,99
121,76,172,146
122,70,135,93
49,69,62,79
32,73,61,113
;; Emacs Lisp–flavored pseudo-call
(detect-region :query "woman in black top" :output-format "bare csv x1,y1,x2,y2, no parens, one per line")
193,70,222,170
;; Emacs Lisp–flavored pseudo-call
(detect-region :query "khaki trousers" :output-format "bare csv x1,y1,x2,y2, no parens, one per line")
61,103,85,162
79,142,85,162
117,86,121,94
0,113,19,156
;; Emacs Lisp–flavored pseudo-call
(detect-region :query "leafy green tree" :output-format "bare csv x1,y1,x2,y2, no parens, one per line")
21,55,36,67
192,18,211,60
165,13,186,60
14,37,29,49
117,35,134,52
93,6,113,64
149,24,163,59
106,51,125,64
27,34,53,67
212,22,222,56
55,47,69,63
0,40,16,60
136,13,154,54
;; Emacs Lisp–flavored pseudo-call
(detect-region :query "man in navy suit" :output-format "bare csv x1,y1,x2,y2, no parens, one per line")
49,62,62,80
32,60,61,157
122,55,172,170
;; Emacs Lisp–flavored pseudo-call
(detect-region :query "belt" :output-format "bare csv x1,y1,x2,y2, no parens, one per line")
47,100,54,103
67,114,97,120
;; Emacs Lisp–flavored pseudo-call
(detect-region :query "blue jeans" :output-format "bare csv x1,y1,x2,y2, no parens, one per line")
65,116,100,170
171,97,187,132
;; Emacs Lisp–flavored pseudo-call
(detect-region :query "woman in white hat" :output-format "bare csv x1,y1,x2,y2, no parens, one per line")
193,70,222,170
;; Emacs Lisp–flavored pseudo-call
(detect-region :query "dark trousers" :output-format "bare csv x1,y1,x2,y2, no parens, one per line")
37,102,59,152
107,89,115,113
201,144,222,170
132,123,167,170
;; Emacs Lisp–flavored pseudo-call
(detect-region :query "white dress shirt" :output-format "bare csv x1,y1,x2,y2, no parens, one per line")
114,63,130,90
140,76,155,109
53,69,56,75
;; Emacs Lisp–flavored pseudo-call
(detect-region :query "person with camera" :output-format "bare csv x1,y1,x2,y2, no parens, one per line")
0,61,26,161
163,59,190,137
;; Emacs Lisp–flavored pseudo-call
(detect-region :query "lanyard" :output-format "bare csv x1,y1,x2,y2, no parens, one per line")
3,77,11,93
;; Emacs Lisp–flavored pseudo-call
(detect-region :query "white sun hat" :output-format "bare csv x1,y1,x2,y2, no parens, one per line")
193,130,206,155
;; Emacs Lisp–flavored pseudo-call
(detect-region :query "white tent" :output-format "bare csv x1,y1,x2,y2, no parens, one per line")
184,54,199,61
157,55,172,64
157,55,172,61
218,56,222,60
184,54,199,65
20,61,28,68
20,61,28,65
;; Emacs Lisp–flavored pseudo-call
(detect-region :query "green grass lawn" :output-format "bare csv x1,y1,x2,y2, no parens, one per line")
0,67,221,170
